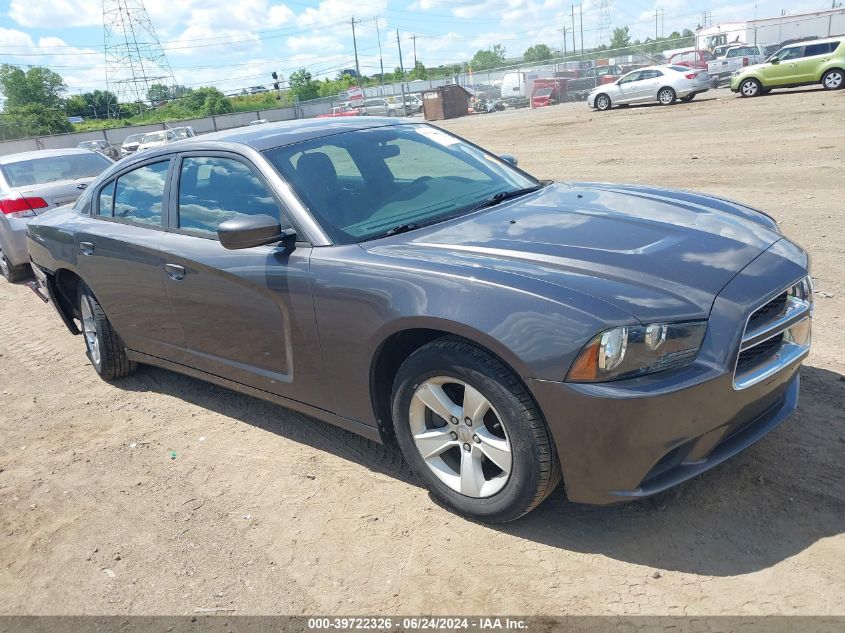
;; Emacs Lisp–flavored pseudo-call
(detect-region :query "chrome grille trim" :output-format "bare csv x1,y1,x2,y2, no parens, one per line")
733,277,812,390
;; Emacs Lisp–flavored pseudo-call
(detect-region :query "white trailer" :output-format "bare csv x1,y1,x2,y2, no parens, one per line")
696,8,845,52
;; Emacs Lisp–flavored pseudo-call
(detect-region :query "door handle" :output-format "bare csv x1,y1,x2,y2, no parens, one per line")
79,242,94,256
164,263,185,281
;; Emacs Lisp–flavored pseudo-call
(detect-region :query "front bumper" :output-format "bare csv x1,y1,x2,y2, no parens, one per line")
531,360,800,505
531,238,810,505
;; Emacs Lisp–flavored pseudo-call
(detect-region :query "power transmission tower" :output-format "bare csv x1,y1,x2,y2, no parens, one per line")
102,0,175,107
596,0,613,48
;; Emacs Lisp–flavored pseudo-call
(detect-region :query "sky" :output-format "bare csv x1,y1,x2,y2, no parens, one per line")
0,0,837,98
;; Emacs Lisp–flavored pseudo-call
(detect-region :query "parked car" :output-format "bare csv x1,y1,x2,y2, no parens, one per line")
565,65,624,101
77,140,119,160
362,97,408,117
315,106,360,118
589,65,710,111
170,126,196,140
136,129,176,152
119,133,145,157
731,36,844,96
1,148,112,282
404,95,423,113
26,119,812,522
668,49,716,70
707,45,766,87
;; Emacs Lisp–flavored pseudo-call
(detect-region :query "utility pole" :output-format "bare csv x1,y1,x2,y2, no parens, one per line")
411,34,418,66
396,29,407,115
579,3,584,58
571,5,577,58
558,27,570,68
374,17,385,87
350,17,361,82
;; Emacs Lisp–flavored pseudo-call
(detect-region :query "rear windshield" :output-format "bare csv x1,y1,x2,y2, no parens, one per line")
1,153,112,187
669,65,691,72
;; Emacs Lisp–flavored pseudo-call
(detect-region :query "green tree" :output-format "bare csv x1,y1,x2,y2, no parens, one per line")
2,103,72,137
146,83,170,103
610,26,631,51
289,68,320,101
408,61,428,80
0,64,67,109
523,44,553,63
469,44,506,71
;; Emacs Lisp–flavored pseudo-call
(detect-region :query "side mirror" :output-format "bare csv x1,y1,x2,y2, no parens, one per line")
217,214,295,250
769,56,780,64
499,154,518,167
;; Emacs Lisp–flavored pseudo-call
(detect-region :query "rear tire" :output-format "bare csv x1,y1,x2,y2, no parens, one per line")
739,78,761,97
391,337,561,523
78,284,136,380
821,68,844,90
680,93,696,102
0,248,30,283
657,87,676,105
594,93,611,111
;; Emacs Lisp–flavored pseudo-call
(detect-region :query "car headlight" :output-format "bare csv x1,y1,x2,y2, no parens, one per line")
567,321,708,382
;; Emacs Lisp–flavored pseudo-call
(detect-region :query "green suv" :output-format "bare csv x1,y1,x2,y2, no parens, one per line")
731,37,844,96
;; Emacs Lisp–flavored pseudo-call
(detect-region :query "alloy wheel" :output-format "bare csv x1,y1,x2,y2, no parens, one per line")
409,376,512,498
823,70,843,89
741,80,759,97
81,296,101,367
596,95,610,110
658,88,675,105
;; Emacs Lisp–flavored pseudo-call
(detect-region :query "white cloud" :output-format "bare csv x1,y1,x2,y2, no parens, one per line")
8,0,100,28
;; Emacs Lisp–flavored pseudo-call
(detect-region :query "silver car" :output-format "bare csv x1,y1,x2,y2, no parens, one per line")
0,148,113,282
588,65,710,111
120,133,145,157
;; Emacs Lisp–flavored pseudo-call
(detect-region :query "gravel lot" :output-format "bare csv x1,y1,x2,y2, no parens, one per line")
1,87,844,616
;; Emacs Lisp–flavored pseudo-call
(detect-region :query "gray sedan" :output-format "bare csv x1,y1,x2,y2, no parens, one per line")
0,148,112,282
26,119,811,521
588,65,710,110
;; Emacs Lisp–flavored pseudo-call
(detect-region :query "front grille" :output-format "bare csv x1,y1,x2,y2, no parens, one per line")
747,292,787,333
736,333,783,374
733,278,812,390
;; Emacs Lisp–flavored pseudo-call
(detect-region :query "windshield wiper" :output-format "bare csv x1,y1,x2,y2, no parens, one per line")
470,184,545,212
383,222,422,237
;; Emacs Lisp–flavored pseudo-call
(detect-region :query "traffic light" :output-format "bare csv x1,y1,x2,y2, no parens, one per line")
271,71,281,90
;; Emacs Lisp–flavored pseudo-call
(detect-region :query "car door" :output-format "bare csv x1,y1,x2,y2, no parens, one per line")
633,69,663,102
760,46,804,85
613,71,643,103
157,152,329,407
75,158,185,359
798,42,835,83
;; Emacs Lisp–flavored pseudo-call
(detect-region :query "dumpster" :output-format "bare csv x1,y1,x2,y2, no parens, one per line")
422,85,470,121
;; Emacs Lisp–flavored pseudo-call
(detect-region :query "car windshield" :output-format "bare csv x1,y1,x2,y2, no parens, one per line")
142,131,167,143
124,134,144,144
1,153,112,187
264,124,537,244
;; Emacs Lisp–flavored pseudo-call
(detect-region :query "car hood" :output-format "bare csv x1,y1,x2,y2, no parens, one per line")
363,182,783,323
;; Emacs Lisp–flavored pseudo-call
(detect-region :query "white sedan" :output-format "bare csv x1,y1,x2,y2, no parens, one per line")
136,129,176,152
588,65,710,111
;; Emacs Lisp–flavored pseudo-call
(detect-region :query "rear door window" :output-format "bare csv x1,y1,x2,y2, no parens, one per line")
112,160,169,226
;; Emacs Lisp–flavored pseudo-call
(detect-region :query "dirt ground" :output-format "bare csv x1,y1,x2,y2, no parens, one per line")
1,87,844,617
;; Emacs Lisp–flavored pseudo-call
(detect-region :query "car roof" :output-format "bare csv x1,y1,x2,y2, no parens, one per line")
165,117,409,152
0,147,96,165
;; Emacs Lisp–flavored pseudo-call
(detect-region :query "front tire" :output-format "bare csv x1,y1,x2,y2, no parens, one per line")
739,78,761,97
594,93,611,111
657,87,676,105
822,68,844,90
78,284,135,380
391,337,561,523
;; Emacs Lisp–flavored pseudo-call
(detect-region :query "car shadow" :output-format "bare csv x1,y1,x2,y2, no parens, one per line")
118,362,845,577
